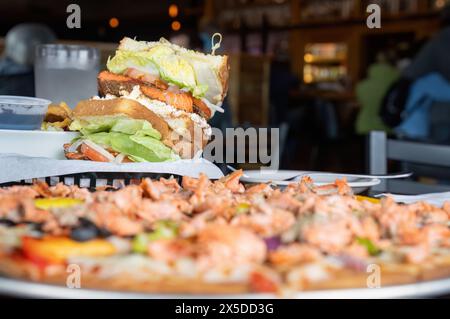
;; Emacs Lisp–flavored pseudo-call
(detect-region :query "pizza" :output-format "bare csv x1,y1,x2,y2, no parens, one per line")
0,170,450,296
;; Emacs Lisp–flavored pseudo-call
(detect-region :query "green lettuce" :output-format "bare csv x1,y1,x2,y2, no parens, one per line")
107,48,208,98
107,50,159,74
69,116,178,163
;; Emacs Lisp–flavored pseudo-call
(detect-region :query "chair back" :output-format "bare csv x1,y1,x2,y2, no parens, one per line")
369,131,450,194
430,102,450,144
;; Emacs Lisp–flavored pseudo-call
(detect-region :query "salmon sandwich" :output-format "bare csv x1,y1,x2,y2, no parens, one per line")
65,37,229,163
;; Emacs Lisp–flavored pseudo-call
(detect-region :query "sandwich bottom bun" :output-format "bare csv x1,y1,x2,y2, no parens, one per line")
72,98,209,159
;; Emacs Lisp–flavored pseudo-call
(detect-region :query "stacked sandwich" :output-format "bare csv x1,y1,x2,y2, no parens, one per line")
64,37,229,163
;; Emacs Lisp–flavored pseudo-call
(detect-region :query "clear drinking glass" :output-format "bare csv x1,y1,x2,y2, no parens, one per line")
34,44,100,108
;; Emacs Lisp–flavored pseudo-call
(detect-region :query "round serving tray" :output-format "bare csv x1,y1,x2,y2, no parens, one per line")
1,276,450,299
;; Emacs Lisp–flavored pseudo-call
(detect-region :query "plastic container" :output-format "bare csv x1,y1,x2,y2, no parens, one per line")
0,95,51,130
0,130,79,159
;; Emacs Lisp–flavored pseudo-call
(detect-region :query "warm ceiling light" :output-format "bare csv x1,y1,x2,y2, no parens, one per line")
109,17,119,28
171,20,181,31
169,4,179,18
304,53,314,63
436,0,446,8
303,74,314,84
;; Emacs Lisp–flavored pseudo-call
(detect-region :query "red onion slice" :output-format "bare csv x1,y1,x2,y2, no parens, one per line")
264,236,282,251
336,254,368,272
200,98,225,113
114,153,126,164
66,139,84,153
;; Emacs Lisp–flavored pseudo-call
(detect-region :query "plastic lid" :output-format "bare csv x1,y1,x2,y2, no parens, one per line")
0,95,52,106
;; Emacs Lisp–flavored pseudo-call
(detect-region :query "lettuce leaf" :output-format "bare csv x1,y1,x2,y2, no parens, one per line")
69,116,178,162
84,132,113,147
70,116,160,137
110,133,175,162
107,48,208,98
106,50,159,75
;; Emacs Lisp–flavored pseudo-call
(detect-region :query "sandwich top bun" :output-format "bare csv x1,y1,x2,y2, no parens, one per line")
107,37,229,107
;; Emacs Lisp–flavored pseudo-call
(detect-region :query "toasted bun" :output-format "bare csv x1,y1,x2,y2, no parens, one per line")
73,98,207,159
219,55,230,101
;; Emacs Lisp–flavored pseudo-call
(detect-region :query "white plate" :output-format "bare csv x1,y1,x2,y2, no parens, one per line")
241,170,381,194
1,275,449,299
0,130,79,160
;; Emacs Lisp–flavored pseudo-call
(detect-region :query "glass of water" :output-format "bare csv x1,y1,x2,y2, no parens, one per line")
34,44,100,108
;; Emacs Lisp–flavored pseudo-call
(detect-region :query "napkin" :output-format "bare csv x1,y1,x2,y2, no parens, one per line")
0,153,223,184
377,192,450,207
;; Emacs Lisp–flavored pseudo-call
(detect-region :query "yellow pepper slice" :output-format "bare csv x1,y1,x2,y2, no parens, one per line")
34,198,84,210
235,203,251,215
356,195,380,204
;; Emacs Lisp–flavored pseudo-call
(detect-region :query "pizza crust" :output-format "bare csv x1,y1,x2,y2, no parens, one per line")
3,253,450,296
0,255,250,295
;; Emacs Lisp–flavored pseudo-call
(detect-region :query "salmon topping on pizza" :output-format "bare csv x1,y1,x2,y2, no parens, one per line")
1,171,450,294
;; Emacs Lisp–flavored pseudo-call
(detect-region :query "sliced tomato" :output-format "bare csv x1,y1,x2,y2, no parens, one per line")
80,143,111,162
21,236,116,265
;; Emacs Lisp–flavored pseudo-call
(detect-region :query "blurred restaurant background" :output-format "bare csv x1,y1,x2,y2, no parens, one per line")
1,0,450,189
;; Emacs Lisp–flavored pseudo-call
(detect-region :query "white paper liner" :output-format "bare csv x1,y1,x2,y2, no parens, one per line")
0,153,223,185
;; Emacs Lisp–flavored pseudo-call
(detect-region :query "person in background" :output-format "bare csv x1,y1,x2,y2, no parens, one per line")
355,52,399,135
0,23,56,96
402,6,450,82
388,5,450,143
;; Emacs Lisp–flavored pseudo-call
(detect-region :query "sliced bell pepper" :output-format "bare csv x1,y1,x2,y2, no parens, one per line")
22,236,116,265
356,196,380,204
356,237,381,256
132,220,178,254
235,203,251,215
34,198,84,210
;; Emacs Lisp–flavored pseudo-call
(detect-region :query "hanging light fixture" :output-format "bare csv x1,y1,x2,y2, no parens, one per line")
109,17,119,28
171,20,181,31
169,4,179,18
